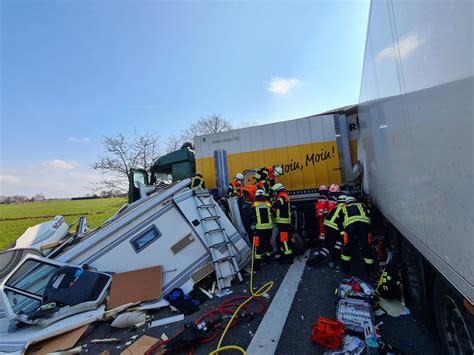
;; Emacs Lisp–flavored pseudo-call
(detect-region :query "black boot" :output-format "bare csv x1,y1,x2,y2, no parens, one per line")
307,248,329,267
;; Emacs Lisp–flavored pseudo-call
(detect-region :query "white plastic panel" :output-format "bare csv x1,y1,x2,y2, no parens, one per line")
359,0,473,302
196,115,332,158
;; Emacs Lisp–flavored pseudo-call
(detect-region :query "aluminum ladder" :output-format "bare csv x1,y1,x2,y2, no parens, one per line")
194,189,243,291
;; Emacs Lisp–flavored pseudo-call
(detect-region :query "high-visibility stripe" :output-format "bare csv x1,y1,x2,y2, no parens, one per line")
342,203,371,228
253,201,273,229
364,258,375,265
190,177,204,190
282,242,292,255
341,254,351,261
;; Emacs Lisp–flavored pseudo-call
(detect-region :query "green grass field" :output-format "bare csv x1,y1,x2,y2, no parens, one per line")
0,197,127,250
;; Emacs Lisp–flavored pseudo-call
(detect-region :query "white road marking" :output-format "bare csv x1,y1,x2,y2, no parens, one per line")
246,250,309,354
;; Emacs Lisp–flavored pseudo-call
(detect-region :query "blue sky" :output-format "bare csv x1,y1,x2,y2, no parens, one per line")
0,0,370,198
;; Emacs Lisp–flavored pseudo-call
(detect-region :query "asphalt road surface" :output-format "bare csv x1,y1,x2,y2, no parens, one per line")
81,252,441,355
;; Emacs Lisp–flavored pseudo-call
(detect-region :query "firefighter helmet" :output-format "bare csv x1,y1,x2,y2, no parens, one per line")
273,166,283,176
272,183,285,192
337,195,348,203
193,172,203,178
255,189,266,197
235,173,244,181
329,183,340,193
345,196,357,204
319,185,329,192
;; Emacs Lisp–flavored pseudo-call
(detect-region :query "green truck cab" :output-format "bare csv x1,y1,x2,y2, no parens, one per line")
128,147,195,203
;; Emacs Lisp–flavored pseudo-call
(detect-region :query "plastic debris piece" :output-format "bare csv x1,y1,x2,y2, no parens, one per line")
379,297,410,317
90,338,122,344
160,333,168,341
46,345,83,354
149,314,184,328
111,311,147,329
215,289,233,297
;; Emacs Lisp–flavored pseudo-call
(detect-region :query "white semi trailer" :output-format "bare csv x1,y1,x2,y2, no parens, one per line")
358,0,473,353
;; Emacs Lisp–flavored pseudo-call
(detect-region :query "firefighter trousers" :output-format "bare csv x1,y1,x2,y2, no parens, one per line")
340,222,374,273
253,228,273,264
322,227,343,261
275,223,293,257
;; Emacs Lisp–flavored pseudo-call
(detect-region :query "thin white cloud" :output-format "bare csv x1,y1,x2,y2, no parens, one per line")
40,159,77,170
268,77,300,95
0,173,20,185
67,137,91,143
0,166,102,198
376,33,425,61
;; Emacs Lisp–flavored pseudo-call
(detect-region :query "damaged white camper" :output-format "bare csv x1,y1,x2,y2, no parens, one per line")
0,179,250,354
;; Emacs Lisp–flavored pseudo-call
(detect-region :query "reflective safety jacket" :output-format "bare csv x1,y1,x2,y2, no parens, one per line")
190,176,205,190
272,191,291,224
323,203,345,231
252,200,273,230
342,202,371,228
227,180,242,197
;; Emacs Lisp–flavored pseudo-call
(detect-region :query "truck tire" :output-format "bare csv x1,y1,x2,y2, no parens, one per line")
290,231,305,256
433,276,474,354
401,241,427,318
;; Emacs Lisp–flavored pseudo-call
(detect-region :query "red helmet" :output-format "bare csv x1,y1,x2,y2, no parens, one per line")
318,185,328,192
329,183,340,193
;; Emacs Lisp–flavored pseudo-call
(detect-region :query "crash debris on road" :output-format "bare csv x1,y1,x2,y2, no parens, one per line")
0,180,251,354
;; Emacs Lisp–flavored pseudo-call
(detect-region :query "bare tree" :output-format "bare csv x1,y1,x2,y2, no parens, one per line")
92,132,161,192
180,114,233,143
165,134,184,154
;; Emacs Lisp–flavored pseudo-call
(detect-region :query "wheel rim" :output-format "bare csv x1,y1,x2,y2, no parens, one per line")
441,295,473,354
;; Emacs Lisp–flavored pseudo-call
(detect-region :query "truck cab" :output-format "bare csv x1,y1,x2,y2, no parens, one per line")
128,147,196,203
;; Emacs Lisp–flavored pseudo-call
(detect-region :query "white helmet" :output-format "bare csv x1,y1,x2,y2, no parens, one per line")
255,189,266,197
235,173,244,181
272,183,285,192
345,196,357,204
329,183,340,193
337,194,348,203
273,166,283,176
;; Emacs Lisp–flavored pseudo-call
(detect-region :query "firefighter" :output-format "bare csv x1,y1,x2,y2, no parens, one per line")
190,172,205,190
327,183,341,213
255,165,283,187
227,173,244,197
271,183,294,264
251,189,274,271
340,196,374,274
315,185,329,240
307,194,347,267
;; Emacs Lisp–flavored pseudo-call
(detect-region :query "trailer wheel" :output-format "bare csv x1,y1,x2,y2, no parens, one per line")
290,231,305,256
401,241,427,318
433,276,474,354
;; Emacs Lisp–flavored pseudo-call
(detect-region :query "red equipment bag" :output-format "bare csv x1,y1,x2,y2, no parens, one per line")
310,316,344,349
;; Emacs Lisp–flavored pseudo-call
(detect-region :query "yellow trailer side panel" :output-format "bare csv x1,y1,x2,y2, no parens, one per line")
197,141,341,190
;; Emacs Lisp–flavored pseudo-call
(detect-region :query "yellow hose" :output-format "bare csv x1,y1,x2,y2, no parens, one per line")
210,241,274,354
